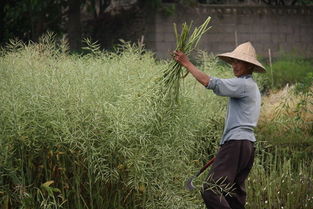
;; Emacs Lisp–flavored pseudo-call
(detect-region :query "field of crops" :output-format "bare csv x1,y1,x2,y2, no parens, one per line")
0,36,312,209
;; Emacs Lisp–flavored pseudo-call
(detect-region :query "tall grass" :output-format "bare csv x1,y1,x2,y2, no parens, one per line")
247,146,313,209
260,55,313,90
0,36,312,209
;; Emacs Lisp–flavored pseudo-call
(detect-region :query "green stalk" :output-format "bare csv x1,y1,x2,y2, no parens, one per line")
162,17,212,104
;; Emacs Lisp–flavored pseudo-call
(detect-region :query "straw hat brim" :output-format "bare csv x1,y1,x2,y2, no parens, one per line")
217,52,266,73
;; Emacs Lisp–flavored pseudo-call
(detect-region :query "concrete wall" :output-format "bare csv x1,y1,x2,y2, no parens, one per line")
145,5,313,59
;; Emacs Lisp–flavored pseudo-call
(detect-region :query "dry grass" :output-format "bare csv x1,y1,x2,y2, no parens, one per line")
260,84,313,123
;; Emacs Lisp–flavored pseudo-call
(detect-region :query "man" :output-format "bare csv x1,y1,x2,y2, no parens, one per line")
173,42,266,209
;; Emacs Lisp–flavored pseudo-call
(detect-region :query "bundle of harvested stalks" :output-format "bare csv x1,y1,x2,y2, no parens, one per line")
162,16,212,102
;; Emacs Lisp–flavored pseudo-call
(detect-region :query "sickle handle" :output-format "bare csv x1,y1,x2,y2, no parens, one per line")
198,157,215,176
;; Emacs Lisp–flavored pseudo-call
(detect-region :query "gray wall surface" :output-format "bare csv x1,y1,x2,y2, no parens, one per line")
144,5,313,59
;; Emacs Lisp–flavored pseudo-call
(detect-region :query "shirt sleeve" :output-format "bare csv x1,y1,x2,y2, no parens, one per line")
206,77,246,98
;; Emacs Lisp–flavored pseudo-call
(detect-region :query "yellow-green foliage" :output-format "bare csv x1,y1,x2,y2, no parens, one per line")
0,35,312,209
0,36,225,209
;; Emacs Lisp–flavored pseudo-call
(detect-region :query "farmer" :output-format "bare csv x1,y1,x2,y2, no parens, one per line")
173,42,266,209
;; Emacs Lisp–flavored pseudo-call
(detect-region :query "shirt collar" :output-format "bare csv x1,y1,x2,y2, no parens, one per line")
239,74,253,79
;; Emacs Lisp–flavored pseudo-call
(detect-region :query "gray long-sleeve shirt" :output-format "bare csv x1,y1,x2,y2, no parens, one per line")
206,74,261,145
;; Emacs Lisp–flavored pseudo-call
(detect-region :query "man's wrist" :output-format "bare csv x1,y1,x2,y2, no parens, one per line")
183,61,193,70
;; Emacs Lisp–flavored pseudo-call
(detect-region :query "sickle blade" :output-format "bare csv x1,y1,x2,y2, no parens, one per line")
185,176,196,191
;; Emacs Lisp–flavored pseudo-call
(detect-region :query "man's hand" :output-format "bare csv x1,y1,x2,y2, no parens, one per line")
173,50,191,68
172,50,210,87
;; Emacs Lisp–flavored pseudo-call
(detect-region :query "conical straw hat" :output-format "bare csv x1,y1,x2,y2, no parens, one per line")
217,42,266,73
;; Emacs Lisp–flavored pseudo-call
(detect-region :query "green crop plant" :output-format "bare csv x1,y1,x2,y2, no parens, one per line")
0,34,225,209
162,16,212,104
246,143,313,209
0,34,312,209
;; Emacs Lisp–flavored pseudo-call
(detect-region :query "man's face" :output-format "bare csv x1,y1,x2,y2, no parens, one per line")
231,59,253,77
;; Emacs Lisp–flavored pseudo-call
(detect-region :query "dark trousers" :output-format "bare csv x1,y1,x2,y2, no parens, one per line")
201,140,255,209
